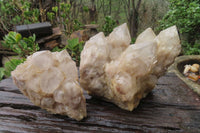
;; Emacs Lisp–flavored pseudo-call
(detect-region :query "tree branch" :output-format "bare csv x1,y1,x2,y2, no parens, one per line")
132,0,136,11
0,18,9,33
123,0,131,21
136,0,142,11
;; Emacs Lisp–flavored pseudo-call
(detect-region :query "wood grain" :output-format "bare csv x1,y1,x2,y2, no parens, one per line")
0,73,200,133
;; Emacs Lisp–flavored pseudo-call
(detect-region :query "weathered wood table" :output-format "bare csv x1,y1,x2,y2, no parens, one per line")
0,73,200,133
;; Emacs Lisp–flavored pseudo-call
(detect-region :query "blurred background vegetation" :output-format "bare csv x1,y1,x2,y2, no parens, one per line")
0,0,169,38
0,0,200,79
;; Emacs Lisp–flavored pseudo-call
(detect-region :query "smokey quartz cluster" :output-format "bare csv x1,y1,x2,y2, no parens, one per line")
12,50,86,121
80,23,181,111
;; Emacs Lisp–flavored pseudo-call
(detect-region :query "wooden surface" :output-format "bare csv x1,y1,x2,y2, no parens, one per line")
0,73,200,133
15,22,52,38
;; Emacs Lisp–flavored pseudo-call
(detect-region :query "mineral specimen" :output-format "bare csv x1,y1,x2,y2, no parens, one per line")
80,23,181,111
12,50,86,121
183,63,200,81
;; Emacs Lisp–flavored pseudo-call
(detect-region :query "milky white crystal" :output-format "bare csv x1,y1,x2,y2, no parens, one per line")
80,23,181,111
12,50,86,121
107,23,131,60
153,26,181,77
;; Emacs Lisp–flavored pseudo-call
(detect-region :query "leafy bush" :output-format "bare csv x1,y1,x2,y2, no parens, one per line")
3,58,25,77
102,16,117,36
0,32,39,79
0,0,40,33
0,1,85,37
158,0,200,45
131,37,136,44
182,42,200,55
52,38,84,65
47,2,84,35
0,58,25,79
1,32,40,58
0,68,5,81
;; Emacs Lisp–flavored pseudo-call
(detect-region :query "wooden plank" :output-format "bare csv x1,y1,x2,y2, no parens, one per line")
0,73,200,133
15,22,52,38
36,27,62,44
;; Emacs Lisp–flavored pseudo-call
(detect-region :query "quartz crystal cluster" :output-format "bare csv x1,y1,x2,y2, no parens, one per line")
80,23,181,111
12,50,86,121
11,23,181,121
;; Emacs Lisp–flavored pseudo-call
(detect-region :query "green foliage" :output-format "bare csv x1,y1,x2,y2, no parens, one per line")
1,32,40,58
182,42,200,55
90,21,97,24
0,58,25,80
0,0,84,37
52,38,84,65
158,0,200,45
52,46,63,52
0,68,5,81
102,16,117,36
52,6,58,13
3,59,25,77
47,12,55,23
47,2,83,36
0,32,39,80
0,0,40,32
83,6,89,12
66,38,84,62
131,37,136,44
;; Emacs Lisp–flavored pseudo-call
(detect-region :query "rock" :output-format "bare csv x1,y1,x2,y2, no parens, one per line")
70,30,90,42
70,28,98,43
11,50,86,121
60,33,68,47
44,40,59,50
80,23,181,111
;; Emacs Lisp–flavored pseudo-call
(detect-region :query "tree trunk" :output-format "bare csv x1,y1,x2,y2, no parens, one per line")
109,0,111,15
102,0,106,17
89,0,97,23
128,0,142,38
129,10,139,38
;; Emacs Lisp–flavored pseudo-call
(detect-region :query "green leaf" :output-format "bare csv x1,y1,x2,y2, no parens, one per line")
79,42,83,52
2,31,39,57
52,6,58,13
68,38,79,47
1,41,9,48
0,67,5,81
52,46,63,52
83,6,89,12
15,33,22,43
158,0,200,46
47,12,55,21
4,58,25,77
